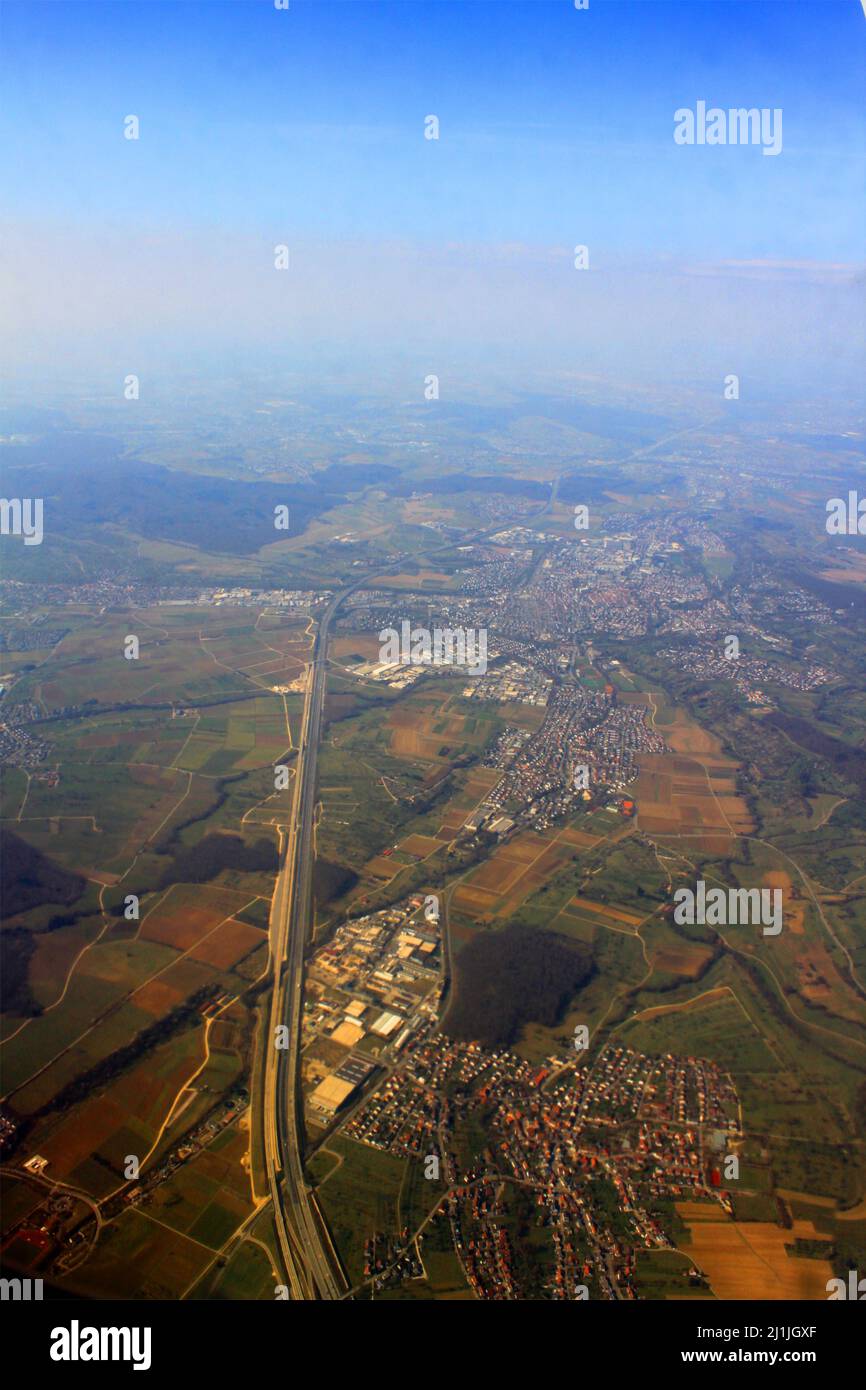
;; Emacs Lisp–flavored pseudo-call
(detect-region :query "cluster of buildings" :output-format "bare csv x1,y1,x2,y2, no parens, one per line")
338,1033,741,1300
0,698,51,767
0,574,174,612
654,577,834,654
344,658,426,689
463,659,551,707
571,698,667,792
0,625,68,654
657,645,835,703
335,513,840,840
480,680,662,830
457,541,536,604
481,724,533,771
363,1229,423,1289
499,541,653,643
730,573,834,629
184,587,328,611
657,596,736,638
336,518,729,702
302,898,442,1122
0,1186,89,1277
481,684,600,826
363,529,843,685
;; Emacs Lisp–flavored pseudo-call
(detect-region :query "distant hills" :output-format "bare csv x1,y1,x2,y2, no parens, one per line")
1,431,410,558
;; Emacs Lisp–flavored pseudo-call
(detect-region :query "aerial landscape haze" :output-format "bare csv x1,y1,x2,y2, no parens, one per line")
0,0,864,1364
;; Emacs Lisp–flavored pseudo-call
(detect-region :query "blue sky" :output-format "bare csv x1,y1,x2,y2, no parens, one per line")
3,0,864,256
1,0,864,388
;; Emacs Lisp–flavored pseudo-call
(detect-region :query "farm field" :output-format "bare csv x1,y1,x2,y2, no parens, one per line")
450,822,606,926
677,1202,834,1300
62,1203,216,1300
309,1135,408,1287
635,752,753,839
0,603,282,1261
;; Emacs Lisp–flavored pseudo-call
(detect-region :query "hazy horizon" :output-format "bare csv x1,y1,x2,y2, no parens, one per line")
2,0,864,407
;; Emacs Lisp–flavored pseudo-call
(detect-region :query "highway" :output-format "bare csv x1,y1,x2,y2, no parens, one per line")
264,589,346,1300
